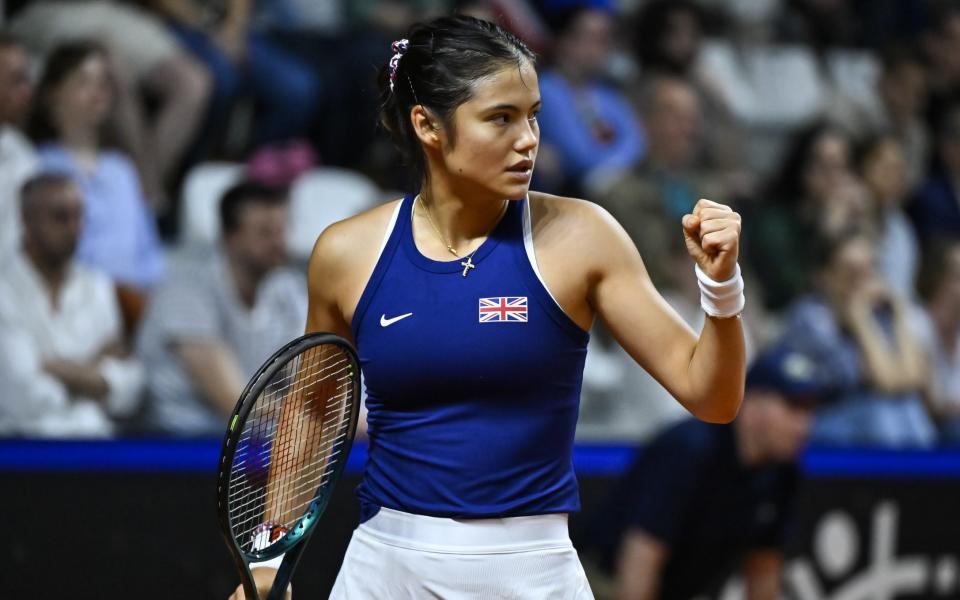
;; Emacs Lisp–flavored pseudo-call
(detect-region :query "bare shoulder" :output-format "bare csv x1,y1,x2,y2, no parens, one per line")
527,191,623,247
306,197,402,314
309,199,401,273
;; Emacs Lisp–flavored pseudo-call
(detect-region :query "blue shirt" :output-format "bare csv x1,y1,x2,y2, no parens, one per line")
351,195,589,521
538,71,646,184
37,145,164,289
783,296,936,447
586,419,798,600
908,170,960,239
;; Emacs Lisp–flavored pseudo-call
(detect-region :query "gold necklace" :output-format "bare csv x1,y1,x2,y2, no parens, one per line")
417,194,507,277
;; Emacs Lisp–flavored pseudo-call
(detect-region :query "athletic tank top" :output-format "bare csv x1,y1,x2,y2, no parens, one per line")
351,194,589,521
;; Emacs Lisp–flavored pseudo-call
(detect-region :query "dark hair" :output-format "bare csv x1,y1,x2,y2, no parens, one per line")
810,226,874,272
544,5,596,38
0,30,23,51
27,40,115,146
377,15,536,189
917,236,960,302
879,42,923,73
766,121,849,205
853,131,898,174
219,181,288,236
633,0,703,74
20,172,75,215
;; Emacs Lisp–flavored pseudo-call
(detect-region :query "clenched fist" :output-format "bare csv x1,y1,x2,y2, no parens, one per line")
682,199,742,282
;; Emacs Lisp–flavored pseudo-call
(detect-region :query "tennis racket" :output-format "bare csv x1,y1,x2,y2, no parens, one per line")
216,332,361,600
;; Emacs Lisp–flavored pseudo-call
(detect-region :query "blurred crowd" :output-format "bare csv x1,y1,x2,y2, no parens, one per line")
0,0,958,448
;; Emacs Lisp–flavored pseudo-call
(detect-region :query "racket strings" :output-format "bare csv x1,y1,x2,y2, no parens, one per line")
226,344,356,553
226,370,352,487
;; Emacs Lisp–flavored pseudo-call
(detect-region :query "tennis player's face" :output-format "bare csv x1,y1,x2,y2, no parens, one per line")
442,59,540,199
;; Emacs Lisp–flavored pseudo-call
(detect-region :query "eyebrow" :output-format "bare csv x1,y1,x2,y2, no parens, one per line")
482,99,542,113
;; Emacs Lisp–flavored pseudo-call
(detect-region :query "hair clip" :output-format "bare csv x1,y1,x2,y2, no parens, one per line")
389,39,410,92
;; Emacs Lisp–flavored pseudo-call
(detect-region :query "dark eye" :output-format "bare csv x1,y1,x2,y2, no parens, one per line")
528,111,540,123
491,113,510,125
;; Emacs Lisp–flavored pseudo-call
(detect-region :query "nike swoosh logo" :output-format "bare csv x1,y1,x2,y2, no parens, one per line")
380,312,413,327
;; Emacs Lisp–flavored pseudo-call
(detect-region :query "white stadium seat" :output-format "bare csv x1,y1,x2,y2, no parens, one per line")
179,162,244,247
287,167,383,260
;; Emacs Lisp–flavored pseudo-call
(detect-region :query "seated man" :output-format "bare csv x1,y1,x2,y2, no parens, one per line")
0,173,144,437
0,31,38,262
137,181,307,436
582,344,823,600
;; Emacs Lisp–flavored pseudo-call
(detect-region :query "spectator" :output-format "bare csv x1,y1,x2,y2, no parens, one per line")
747,123,867,310
581,344,821,600
27,41,165,331
0,174,144,438
0,31,36,262
136,181,306,436
696,0,829,176
598,75,724,282
147,0,321,153
632,0,747,175
536,5,645,194
858,133,920,300
10,0,210,208
783,229,935,448
908,99,960,239
918,1,960,126
872,46,929,190
914,238,960,445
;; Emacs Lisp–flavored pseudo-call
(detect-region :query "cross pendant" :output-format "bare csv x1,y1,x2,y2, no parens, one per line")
461,256,476,277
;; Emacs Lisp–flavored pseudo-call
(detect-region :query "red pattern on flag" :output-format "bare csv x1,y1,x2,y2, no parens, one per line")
478,297,528,322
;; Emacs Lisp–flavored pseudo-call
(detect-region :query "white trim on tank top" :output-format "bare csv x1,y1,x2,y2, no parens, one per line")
522,195,564,309
374,199,404,261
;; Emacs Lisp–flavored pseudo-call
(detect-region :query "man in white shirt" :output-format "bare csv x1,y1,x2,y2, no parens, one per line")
137,181,306,436
0,173,144,437
0,31,38,262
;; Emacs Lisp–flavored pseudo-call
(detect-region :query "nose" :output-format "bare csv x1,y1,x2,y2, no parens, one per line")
515,119,539,154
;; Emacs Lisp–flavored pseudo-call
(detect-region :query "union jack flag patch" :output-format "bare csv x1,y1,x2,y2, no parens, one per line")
479,296,528,322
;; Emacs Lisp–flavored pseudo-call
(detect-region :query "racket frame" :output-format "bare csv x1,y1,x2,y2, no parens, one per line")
216,332,361,600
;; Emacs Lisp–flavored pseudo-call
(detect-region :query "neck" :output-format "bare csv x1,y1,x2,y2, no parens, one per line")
735,414,766,467
24,245,69,307
417,177,509,255
226,252,265,308
58,125,99,155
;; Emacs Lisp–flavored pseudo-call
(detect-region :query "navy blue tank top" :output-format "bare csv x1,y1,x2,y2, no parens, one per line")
350,194,589,521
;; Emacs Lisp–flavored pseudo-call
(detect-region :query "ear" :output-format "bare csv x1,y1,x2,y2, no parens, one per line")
410,104,442,149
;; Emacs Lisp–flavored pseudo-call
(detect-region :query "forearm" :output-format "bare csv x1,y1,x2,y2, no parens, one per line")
848,311,907,392
617,530,667,600
222,0,252,33
44,361,109,400
685,314,746,423
744,551,783,600
176,341,246,416
151,0,208,27
892,309,927,388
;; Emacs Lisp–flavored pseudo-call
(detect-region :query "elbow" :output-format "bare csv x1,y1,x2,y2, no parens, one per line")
688,391,744,424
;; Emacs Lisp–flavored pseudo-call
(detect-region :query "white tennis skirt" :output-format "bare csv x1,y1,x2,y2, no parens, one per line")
329,507,595,599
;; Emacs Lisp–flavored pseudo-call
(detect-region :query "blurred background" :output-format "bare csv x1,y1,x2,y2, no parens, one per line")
1,0,959,598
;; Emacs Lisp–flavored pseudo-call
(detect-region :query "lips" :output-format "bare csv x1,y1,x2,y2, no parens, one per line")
507,159,534,172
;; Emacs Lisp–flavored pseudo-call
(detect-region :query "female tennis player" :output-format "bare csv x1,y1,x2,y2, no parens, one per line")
230,14,744,600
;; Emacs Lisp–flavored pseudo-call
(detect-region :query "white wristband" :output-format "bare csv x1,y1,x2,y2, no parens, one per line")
694,263,745,318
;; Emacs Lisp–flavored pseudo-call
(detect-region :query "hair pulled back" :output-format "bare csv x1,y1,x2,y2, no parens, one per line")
377,15,536,188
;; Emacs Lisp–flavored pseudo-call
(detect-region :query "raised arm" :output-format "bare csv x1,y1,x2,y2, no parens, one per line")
587,198,746,422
